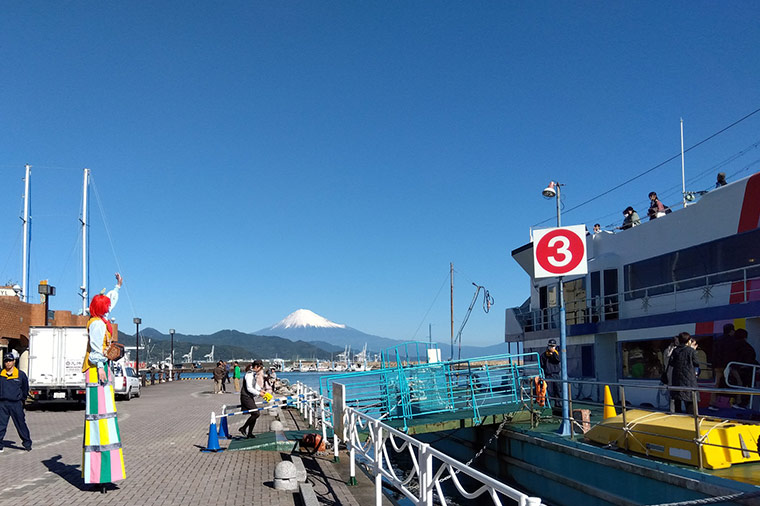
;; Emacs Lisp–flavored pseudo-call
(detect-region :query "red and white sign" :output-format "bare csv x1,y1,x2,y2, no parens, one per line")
533,225,588,278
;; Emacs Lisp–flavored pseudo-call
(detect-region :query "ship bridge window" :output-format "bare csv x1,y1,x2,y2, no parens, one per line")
624,228,760,300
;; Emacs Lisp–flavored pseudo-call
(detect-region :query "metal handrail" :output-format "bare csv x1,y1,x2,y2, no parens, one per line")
511,264,760,330
298,381,543,506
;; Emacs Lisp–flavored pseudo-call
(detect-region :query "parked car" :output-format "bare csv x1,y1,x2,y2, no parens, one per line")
112,361,141,400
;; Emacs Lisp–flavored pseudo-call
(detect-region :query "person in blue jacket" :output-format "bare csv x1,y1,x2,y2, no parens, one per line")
0,351,32,452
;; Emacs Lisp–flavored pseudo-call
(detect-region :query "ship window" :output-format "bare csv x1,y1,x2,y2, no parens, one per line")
603,269,619,320
564,278,587,325
621,336,712,381
624,227,760,300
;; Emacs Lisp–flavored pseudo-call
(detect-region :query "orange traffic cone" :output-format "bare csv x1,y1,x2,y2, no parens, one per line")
603,385,617,420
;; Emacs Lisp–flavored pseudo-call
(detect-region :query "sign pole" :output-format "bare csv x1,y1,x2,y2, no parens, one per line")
558,275,571,436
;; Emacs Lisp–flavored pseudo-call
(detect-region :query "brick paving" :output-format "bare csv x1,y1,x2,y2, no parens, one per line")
0,379,383,506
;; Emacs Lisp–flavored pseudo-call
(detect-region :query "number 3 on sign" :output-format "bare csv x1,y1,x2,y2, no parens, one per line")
533,225,588,278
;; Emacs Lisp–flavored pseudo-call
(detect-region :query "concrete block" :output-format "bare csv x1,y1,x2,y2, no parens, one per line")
274,460,298,491
290,455,307,483
298,482,318,506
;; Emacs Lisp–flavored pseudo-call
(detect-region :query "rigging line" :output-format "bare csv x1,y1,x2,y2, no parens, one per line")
532,105,760,227
410,272,450,340
90,175,138,318
412,273,449,341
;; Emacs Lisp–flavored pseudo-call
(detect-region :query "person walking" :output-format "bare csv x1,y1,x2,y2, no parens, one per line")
0,351,32,453
82,273,126,493
233,361,241,392
667,332,700,414
239,360,264,438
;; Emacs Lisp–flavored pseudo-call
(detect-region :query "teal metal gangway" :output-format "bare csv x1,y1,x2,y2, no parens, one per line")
320,348,545,429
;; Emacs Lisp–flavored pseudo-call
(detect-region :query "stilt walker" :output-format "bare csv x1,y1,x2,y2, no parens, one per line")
82,273,125,493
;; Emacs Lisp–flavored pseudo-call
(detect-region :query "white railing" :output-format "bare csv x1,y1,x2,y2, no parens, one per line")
297,381,543,506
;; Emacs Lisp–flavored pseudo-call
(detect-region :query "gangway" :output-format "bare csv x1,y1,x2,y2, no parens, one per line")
320,348,545,430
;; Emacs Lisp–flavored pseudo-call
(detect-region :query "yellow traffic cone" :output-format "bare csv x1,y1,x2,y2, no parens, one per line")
603,385,617,419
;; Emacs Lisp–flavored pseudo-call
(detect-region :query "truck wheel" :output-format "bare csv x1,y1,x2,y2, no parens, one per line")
135,388,141,398
125,388,131,401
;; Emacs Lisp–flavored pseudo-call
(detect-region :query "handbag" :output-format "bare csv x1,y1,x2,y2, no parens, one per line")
660,364,670,385
105,341,125,361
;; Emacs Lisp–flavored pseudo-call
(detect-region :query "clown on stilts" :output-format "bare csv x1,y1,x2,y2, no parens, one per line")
81,273,125,493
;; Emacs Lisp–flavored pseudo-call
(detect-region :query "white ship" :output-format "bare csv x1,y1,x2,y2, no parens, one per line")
505,170,760,409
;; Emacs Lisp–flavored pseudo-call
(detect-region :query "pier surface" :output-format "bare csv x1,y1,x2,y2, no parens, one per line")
0,379,386,506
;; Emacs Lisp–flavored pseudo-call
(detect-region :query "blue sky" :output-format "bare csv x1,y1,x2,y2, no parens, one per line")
2,2,759,346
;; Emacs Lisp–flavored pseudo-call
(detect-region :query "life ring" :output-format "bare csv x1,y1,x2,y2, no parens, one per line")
533,376,547,407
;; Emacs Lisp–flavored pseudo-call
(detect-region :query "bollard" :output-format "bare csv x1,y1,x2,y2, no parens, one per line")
273,461,298,491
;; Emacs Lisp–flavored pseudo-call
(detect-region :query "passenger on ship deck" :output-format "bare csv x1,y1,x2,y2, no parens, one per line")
728,329,758,410
666,332,700,414
618,207,640,230
716,172,727,187
593,223,612,235
647,192,667,220
540,339,562,414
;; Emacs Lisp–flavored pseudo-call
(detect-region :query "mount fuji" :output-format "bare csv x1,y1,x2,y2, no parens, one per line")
255,309,401,352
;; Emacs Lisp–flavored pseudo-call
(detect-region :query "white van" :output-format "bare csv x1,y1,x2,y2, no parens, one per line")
112,360,141,400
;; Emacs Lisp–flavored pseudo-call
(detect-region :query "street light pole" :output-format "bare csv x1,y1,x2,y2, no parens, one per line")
542,181,571,436
134,317,141,372
169,328,175,367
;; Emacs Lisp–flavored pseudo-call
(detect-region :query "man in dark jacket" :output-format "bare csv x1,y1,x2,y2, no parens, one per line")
540,339,562,413
0,352,32,452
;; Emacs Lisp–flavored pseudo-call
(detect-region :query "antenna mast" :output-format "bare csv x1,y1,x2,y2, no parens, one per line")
81,168,90,314
21,164,31,302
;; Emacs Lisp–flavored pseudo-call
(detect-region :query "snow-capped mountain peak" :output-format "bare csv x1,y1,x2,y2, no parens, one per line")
271,309,346,330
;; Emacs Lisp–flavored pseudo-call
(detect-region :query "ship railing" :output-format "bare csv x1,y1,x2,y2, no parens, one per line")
541,377,760,470
297,381,544,506
724,361,760,410
380,341,441,369
512,264,760,332
319,352,543,429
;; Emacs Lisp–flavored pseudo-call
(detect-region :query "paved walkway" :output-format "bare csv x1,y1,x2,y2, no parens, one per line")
0,379,384,506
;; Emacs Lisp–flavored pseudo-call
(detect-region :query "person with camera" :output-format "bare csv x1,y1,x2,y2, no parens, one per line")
666,332,700,414
81,273,125,493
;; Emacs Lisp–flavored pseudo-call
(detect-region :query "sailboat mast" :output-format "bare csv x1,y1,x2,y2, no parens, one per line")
680,118,687,208
81,168,90,314
450,262,454,359
21,164,31,302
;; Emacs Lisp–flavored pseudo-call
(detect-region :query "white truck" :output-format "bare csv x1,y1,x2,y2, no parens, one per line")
27,326,88,402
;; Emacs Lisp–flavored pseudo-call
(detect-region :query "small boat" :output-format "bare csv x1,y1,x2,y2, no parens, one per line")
585,408,760,469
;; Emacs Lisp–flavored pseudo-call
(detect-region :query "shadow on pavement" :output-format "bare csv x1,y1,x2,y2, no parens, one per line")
42,455,88,491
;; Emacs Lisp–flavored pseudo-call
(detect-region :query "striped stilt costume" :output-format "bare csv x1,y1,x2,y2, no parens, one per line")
81,277,125,493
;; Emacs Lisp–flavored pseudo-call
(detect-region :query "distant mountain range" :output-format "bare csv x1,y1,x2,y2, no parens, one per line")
258,309,510,359
255,309,401,352
122,308,509,363
119,328,333,362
